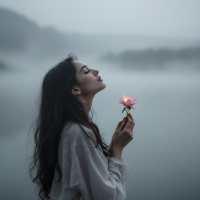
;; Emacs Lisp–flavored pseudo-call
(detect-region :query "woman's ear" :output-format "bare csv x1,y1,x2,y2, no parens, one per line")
71,87,81,95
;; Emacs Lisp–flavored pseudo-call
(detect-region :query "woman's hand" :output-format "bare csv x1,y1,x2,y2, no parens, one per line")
112,113,135,151
108,117,127,158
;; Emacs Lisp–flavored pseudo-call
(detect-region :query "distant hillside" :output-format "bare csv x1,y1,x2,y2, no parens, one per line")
99,47,200,71
0,7,200,64
0,7,68,57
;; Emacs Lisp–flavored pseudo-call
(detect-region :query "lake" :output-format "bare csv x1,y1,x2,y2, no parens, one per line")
0,60,200,200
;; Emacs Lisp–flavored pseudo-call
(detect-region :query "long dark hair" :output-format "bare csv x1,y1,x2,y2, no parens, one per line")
29,54,112,200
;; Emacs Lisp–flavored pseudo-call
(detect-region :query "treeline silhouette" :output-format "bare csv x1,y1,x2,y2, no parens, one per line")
99,47,200,70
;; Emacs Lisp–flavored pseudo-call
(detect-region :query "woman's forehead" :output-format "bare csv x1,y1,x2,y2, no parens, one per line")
73,60,85,68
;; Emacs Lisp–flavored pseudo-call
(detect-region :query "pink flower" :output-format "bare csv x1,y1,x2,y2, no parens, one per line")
119,95,137,115
119,95,137,107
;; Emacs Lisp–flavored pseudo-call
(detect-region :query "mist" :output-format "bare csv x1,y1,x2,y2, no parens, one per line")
0,5,200,200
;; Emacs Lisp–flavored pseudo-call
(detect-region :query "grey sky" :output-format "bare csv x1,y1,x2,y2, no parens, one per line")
0,0,200,39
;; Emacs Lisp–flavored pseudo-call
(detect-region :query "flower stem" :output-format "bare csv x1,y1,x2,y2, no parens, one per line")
125,107,129,116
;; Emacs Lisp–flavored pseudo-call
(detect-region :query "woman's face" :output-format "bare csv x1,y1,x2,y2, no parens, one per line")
72,60,106,96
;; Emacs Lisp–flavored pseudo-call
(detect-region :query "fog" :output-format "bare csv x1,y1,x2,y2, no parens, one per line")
1,0,200,38
0,5,200,200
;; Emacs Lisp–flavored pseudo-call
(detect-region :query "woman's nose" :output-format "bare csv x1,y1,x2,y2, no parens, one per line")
94,70,99,75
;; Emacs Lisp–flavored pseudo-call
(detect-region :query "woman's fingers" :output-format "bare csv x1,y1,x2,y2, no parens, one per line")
129,113,135,125
117,114,135,133
115,121,122,132
113,119,124,141
128,114,135,132
123,115,132,130
118,117,127,132
128,113,135,126
125,116,133,139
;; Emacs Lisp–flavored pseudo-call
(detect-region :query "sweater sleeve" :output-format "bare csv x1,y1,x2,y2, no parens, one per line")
68,125,129,200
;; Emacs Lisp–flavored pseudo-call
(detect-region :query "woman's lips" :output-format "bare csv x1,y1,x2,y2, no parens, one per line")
98,76,103,81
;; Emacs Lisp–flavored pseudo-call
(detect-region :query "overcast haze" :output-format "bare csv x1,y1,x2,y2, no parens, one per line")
0,0,200,39
0,1,200,200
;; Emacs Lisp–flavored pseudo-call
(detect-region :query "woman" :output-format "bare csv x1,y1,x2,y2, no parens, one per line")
29,54,135,200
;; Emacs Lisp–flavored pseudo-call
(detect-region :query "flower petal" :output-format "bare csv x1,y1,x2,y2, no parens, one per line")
126,95,133,100
126,99,133,107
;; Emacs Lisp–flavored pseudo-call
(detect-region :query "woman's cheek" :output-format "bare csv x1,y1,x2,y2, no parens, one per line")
82,76,98,93
83,76,95,84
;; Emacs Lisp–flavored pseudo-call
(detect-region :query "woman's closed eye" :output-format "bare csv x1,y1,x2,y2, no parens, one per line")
85,71,90,74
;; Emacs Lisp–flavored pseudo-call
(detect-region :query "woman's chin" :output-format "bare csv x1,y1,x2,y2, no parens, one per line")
101,83,106,90
102,82,106,87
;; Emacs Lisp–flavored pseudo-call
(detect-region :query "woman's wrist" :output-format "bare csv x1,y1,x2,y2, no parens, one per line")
112,146,123,161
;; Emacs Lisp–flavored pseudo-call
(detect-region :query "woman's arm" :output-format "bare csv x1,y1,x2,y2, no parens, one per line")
61,123,129,200
70,146,129,200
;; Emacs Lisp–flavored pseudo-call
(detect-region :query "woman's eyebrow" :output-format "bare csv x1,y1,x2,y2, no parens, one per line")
80,65,89,72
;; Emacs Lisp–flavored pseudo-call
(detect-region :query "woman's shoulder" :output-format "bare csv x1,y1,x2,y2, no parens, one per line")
62,121,93,137
61,121,96,147
61,121,105,161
